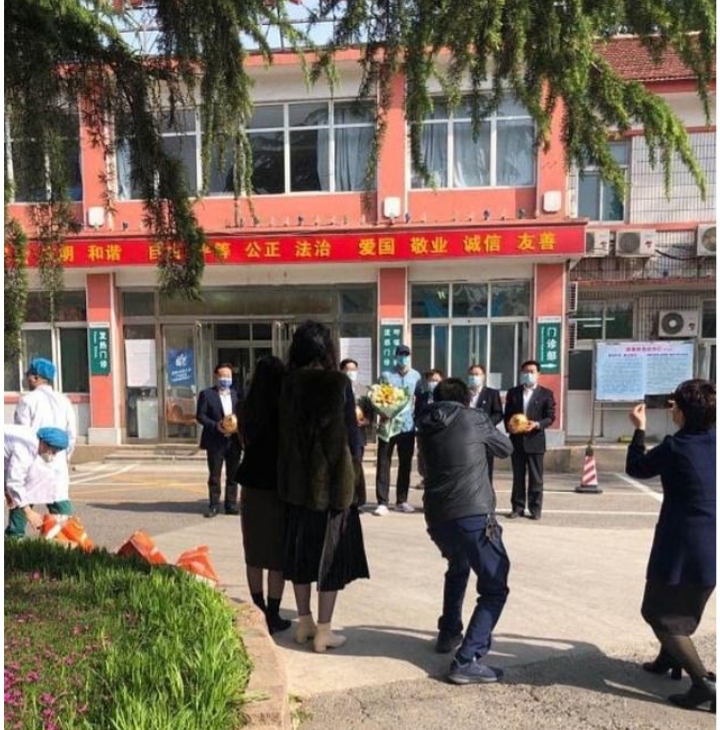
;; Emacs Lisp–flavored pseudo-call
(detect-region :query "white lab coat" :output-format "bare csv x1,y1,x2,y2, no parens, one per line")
14,384,77,502
4,424,60,507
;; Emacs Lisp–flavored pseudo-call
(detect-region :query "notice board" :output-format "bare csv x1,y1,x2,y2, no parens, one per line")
595,341,695,402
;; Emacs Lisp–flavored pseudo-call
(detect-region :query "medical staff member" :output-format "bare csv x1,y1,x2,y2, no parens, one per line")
5,425,71,536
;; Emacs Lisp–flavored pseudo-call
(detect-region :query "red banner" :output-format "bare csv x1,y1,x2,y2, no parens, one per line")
10,225,585,268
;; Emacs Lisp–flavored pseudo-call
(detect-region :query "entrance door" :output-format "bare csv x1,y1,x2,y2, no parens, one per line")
162,325,198,441
214,321,277,394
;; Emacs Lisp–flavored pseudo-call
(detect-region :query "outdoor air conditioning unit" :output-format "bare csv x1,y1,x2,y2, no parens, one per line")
585,229,610,257
658,310,700,338
696,224,716,257
616,229,657,257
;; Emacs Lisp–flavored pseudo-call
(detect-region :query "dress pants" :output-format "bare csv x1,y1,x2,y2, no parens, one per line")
510,448,544,516
428,515,510,664
206,437,241,509
375,430,415,505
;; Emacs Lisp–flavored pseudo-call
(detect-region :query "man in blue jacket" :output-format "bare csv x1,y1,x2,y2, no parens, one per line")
196,363,242,517
417,378,513,685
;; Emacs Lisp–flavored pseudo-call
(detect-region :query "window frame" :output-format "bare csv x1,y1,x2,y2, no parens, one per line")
576,140,630,223
574,299,635,341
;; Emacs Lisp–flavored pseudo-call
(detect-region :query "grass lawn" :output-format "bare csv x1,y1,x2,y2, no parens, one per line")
4,540,252,730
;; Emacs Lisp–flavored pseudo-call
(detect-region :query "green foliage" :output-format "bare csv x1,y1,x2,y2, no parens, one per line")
5,540,252,730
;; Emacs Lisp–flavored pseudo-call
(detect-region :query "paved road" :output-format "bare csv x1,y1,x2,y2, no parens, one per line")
59,461,717,729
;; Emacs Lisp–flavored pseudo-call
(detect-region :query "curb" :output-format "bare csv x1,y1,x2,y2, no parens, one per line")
232,599,291,730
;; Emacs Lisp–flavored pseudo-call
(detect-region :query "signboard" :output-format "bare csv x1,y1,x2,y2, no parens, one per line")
167,348,195,386
595,341,695,402
11,224,585,268
379,322,404,372
89,327,111,376
536,317,562,374
125,340,157,387
339,337,373,387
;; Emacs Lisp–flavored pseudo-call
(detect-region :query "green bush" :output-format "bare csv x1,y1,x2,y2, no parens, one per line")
5,540,252,730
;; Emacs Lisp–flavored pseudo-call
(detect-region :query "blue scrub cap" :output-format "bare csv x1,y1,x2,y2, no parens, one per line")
28,358,56,381
37,427,69,451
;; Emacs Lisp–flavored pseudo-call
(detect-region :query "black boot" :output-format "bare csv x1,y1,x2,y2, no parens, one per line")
668,676,716,713
643,649,682,680
266,597,291,635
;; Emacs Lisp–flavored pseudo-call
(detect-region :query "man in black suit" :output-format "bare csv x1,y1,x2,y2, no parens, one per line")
196,363,242,518
503,360,556,520
467,364,503,483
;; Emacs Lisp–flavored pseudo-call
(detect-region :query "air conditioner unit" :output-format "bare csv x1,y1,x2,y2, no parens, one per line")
585,229,610,257
567,282,579,313
658,310,700,338
696,224,716,257
616,229,656,257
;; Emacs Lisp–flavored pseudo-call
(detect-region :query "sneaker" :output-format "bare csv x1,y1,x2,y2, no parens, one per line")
435,630,463,654
447,658,504,685
373,504,390,516
397,502,416,513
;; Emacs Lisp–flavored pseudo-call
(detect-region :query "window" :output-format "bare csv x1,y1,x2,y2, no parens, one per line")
6,109,82,202
702,300,716,339
411,97,536,189
575,300,633,340
577,141,628,222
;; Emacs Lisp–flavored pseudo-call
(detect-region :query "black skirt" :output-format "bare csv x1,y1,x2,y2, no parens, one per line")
240,487,285,572
283,504,370,591
641,581,715,636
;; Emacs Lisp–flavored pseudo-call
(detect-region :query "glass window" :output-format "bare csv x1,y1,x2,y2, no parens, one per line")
5,352,20,392
490,323,517,391
577,141,628,222
575,301,604,340
702,300,716,339
411,324,432,375
60,329,89,393
123,291,155,317
452,284,488,317
605,301,633,339
411,285,450,318
450,324,488,378
249,130,285,194
576,300,633,340
25,291,87,322
215,323,251,340
568,350,593,390
412,96,536,189
490,281,530,317
22,330,53,370
340,288,375,315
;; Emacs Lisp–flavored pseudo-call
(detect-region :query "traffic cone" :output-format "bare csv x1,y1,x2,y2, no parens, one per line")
175,545,220,586
575,445,602,494
117,530,168,565
60,517,95,552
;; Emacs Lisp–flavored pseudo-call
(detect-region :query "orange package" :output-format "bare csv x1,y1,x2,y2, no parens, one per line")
175,545,220,585
116,530,167,564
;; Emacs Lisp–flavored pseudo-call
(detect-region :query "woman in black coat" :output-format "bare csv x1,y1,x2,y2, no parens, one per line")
626,379,716,713
236,356,291,634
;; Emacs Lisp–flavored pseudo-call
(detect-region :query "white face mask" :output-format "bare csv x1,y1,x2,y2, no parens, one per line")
345,370,358,383
40,452,55,464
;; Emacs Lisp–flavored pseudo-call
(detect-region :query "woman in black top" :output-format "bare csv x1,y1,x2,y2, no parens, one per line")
236,356,291,634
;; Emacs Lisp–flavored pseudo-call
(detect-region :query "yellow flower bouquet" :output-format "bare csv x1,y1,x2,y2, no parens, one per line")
368,383,411,441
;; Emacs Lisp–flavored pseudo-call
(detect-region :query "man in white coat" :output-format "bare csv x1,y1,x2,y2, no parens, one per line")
10,357,77,536
5,425,71,535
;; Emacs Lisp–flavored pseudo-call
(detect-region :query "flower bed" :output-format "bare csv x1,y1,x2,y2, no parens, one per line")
4,540,252,730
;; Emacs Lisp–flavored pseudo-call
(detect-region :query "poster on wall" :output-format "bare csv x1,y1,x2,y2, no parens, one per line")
536,317,562,375
379,320,404,372
167,348,195,386
339,338,373,387
595,341,695,402
125,340,157,387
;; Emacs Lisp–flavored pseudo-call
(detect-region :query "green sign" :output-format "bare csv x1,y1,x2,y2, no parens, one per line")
536,319,562,374
89,327,111,376
379,322,404,372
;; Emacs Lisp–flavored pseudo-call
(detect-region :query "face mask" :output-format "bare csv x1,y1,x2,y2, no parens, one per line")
427,380,438,392
40,452,55,464
218,377,233,390
345,371,358,383
396,356,410,368
521,372,537,387
467,374,484,389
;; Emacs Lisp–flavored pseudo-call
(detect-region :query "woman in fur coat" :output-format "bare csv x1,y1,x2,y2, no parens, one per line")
277,320,369,652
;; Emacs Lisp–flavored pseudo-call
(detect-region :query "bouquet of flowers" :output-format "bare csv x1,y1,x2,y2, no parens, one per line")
368,383,412,442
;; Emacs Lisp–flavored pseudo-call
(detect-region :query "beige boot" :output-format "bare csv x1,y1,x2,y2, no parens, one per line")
313,622,347,653
294,614,317,645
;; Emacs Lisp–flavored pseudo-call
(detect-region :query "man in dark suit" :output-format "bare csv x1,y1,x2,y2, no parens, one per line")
467,364,503,483
196,363,242,518
503,360,556,520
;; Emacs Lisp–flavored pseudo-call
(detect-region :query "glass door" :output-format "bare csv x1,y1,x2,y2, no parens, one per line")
162,325,198,441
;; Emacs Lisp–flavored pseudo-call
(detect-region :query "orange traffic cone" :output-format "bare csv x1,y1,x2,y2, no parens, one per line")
575,445,602,494
175,545,220,586
61,517,95,552
41,513,67,541
117,531,167,565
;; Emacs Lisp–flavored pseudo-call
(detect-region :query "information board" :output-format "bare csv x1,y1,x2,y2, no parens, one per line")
595,341,695,402
89,327,111,376
339,337,373,387
536,317,562,374
379,321,404,372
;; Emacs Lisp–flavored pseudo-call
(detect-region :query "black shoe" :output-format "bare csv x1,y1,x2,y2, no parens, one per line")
204,505,220,518
527,513,541,521
266,612,292,635
506,511,523,519
447,658,504,685
224,506,240,516
668,676,716,713
642,651,682,680
435,630,463,654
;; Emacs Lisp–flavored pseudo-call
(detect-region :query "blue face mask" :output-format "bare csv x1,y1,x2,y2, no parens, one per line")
427,380,438,392
396,356,410,368
520,372,537,387
218,377,233,390
467,374,484,389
